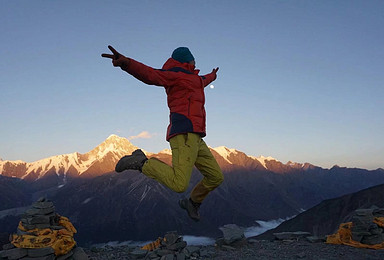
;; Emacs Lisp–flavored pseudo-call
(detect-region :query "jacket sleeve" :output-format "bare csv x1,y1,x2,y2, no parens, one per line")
121,58,175,87
201,71,217,88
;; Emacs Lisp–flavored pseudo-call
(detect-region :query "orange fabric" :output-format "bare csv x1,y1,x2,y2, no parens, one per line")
11,216,77,256
141,237,163,251
326,221,384,249
374,217,384,228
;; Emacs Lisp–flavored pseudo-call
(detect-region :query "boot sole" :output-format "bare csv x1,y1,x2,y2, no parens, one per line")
178,199,200,222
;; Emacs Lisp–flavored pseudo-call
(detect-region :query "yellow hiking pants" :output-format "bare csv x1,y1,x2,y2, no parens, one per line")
142,133,224,203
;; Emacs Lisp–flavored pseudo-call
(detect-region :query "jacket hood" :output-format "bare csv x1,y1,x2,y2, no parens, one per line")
162,58,200,75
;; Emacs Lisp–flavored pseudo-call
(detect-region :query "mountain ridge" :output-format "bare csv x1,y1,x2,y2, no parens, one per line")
254,183,384,240
1,135,384,245
0,134,325,182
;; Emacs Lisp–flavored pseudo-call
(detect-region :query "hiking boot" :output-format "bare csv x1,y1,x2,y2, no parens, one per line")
115,149,148,172
179,198,201,222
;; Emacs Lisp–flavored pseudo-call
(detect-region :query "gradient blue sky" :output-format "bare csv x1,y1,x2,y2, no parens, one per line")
1,0,383,169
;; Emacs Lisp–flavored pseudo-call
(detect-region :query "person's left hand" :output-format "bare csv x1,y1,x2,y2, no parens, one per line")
101,45,127,67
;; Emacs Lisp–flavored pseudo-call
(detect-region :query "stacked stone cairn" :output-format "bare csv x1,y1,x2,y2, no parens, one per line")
0,198,88,260
114,225,247,259
127,231,216,260
351,208,384,245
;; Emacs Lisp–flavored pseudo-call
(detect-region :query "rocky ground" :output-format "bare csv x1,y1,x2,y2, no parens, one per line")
84,239,384,260
3,200,384,260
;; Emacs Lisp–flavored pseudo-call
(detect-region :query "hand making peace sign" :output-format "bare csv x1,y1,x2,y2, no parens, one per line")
101,45,127,67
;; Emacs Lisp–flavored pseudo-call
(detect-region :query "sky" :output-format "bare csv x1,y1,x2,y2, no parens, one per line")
1,0,383,170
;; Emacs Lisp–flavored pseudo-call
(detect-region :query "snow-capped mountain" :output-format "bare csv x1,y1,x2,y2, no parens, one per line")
0,135,315,182
210,146,317,173
0,135,138,181
2,135,384,245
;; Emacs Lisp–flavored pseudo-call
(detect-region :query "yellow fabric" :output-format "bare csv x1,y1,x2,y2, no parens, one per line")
11,216,77,256
374,217,384,228
141,237,162,251
190,180,212,204
326,219,384,249
142,133,223,202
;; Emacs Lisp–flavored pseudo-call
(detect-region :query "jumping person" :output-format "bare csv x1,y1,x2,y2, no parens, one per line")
101,46,224,221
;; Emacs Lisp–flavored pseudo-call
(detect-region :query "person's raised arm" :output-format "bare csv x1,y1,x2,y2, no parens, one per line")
201,67,219,87
102,45,173,87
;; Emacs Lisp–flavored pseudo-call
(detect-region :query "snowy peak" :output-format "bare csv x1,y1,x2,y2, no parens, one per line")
212,146,239,164
87,134,137,160
0,136,322,182
0,135,138,181
211,146,312,172
211,146,270,170
251,155,278,169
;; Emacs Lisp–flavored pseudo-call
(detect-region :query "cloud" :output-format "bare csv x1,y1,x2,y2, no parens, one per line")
128,131,154,140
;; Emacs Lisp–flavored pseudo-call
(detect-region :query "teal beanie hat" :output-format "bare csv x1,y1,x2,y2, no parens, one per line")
171,47,195,63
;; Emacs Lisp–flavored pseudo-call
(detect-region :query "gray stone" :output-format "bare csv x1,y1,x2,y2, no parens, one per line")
221,245,236,251
373,208,384,217
361,234,384,245
351,225,371,233
163,231,179,246
182,246,200,257
148,251,160,259
2,243,15,250
27,215,51,225
35,223,52,229
306,236,326,243
352,215,374,226
72,247,89,260
355,209,374,216
25,208,41,216
20,223,38,230
167,241,187,251
352,233,364,243
51,225,65,230
199,249,209,257
176,252,186,260
16,229,30,235
27,247,55,257
33,201,54,209
56,250,74,260
219,224,245,244
160,254,174,260
40,207,56,215
24,208,55,218
3,247,28,260
370,226,383,235
37,197,47,202
22,255,55,260
157,249,174,256
215,238,225,247
130,248,148,258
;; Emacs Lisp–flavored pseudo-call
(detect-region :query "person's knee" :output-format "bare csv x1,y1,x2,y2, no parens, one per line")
173,183,189,193
214,171,224,186
206,170,224,189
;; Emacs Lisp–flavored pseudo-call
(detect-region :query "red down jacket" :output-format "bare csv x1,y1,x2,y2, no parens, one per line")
121,57,217,141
